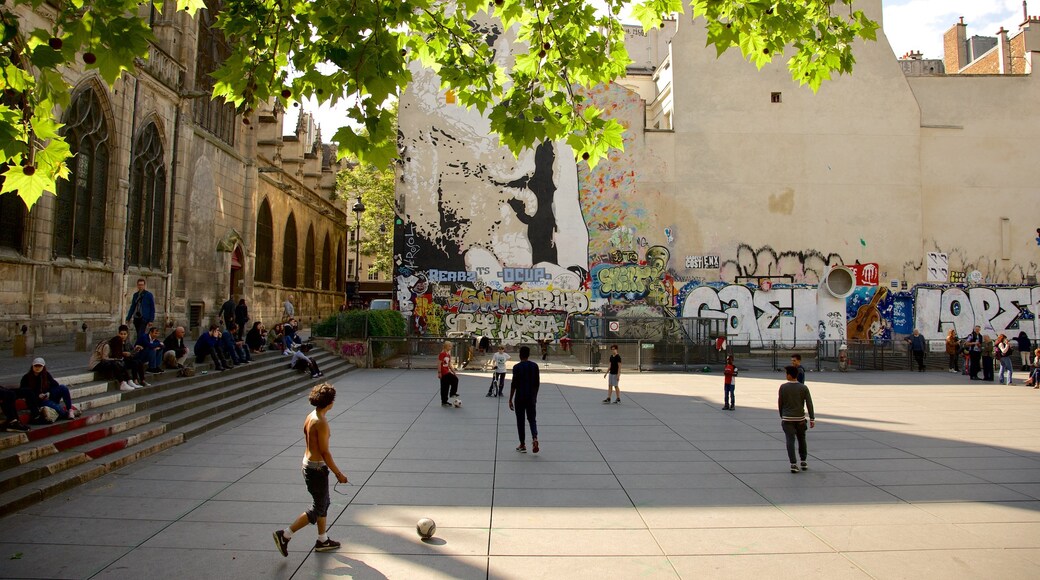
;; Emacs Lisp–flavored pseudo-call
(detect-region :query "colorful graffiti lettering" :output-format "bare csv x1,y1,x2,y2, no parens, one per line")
428,269,477,283
594,246,670,303
499,267,551,283
913,286,1039,340
680,284,820,347
447,288,590,314
445,312,563,342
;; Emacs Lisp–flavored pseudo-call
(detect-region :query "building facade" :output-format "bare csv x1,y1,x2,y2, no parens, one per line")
0,2,348,347
394,0,1040,346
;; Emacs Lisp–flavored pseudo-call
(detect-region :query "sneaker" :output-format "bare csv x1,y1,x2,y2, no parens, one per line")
486,392,494,397
441,402,452,407
532,440,539,454
314,538,341,552
311,373,320,378
4,420,30,432
722,405,730,410
516,444,527,453
272,530,290,557
800,461,808,471
602,398,611,403
119,381,136,392
790,464,800,473
138,381,152,388
613,398,621,404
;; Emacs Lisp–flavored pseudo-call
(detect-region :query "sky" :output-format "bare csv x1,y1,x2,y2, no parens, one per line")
284,0,1028,139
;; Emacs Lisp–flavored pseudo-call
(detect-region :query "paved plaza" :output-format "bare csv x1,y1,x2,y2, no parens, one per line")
2,367,1040,579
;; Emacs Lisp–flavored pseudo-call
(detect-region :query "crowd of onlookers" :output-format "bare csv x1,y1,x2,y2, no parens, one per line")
944,327,1039,387
1,283,320,433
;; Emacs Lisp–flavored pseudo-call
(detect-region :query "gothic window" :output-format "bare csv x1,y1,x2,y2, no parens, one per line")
336,241,344,292
193,0,236,144
321,233,331,291
0,191,26,253
282,213,298,287
255,199,273,283
127,123,166,269
54,88,110,260
304,225,316,288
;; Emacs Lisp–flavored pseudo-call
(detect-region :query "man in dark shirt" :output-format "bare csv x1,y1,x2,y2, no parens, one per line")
779,365,815,473
790,354,806,384
907,329,926,372
965,325,983,380
604,344,621,404
509,346,540,454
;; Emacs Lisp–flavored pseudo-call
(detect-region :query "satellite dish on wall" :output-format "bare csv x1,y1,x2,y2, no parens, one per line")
822,266,856,298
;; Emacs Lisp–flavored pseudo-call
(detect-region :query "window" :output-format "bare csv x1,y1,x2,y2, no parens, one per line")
127,122,166,269
282,213,298,287
54,88,110,260
336,241,344,292
304,225,316,288
0,191,27,253
347,259,355,281
367,266,379,281
770,92,782,103
349,228,357,243
255,199,273,282
321,233,331,290
193,0,236,144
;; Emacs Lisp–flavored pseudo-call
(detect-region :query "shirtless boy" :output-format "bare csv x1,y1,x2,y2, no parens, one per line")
273,383,349,556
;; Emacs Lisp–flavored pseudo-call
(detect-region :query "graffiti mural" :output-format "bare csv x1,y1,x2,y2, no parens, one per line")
719,245,846,284
678,283,821,347
913,286,1040,340
845,286,892,341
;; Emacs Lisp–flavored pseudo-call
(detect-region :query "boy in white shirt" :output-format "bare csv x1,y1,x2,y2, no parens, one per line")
487,345,510,397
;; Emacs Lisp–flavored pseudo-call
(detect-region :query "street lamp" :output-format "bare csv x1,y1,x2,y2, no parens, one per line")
352,197,365,298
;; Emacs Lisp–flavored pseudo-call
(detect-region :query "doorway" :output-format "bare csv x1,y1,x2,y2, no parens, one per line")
230,245,244,298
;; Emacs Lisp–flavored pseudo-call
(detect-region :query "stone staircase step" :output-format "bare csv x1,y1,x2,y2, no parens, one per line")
0,349,353,515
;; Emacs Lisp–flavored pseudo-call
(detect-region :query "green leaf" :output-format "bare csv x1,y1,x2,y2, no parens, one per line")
1,163,57,210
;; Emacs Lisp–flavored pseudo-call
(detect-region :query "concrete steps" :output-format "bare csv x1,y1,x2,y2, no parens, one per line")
0,348,353,515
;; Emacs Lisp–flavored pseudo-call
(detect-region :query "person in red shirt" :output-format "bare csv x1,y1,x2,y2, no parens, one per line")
723,355,737,410
438,341,459,407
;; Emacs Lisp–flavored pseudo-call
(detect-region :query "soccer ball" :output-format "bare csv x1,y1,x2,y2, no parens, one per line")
452,397,462,408
416,517,436,539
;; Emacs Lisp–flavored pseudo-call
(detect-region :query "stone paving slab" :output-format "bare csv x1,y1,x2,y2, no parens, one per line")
2,368,1040,579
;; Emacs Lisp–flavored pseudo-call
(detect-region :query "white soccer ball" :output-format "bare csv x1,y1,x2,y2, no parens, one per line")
452,398,462,408
416,517,436,539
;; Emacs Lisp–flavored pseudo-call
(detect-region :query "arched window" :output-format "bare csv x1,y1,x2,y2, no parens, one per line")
127,123,166,269
304,225,316,288
336,241,344,293
255,199,273,283
0,86,28,254
193,0,236,144
282,213,298,287
321,233,332,291
54,88,110,260
0,192,26,253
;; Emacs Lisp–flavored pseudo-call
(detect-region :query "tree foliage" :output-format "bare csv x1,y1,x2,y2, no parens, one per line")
336,157,395,279
0,0,878,209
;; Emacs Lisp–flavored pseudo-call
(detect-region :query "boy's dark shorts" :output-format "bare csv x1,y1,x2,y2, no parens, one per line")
303,465,331,524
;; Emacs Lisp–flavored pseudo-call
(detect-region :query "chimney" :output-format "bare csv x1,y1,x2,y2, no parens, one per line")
997,26,1012,73
944,17,969,72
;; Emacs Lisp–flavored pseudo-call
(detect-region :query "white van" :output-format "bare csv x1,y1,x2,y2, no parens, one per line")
369,299,392,310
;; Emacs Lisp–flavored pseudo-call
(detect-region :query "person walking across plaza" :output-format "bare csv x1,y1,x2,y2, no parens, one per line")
996,334,1014,385
487,345,510,397
907,329,926,372
603,344,621,404
438,341,459,407
272,383,348,556
509,346,540,453
125,278,155,339
964,326,983,380
722,355,737,410
779,365,815,473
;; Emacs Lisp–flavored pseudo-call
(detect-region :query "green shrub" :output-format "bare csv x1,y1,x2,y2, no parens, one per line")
312,310,407,339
